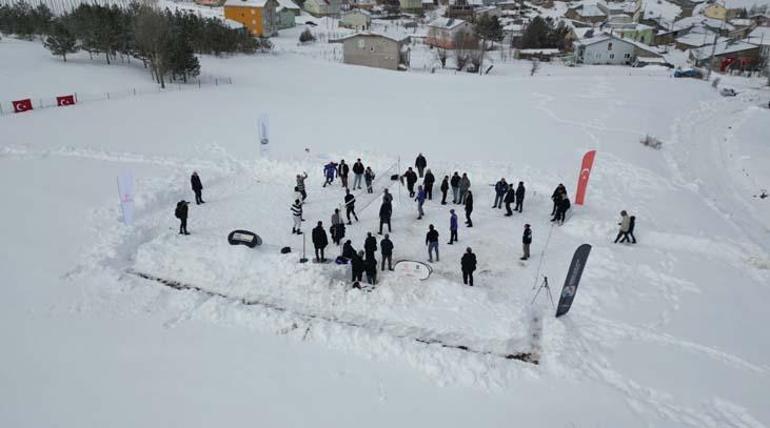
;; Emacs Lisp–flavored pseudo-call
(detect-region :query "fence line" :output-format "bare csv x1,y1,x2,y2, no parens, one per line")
0,76,233,116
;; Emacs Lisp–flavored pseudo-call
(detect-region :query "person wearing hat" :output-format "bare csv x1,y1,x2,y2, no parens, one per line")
448,209,458,244
521,224,532,260
175,200,190,235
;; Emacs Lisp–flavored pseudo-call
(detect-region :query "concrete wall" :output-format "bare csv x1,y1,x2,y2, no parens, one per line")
343,36,402,70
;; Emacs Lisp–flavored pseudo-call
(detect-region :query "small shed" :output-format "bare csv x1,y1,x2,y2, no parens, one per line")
338,32,411,71
340,9,372,30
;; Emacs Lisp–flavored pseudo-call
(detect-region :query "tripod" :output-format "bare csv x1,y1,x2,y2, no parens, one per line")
531,275,555,308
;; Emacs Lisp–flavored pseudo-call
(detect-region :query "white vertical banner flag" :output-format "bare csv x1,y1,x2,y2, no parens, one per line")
117,171,134,225
258,113,270,158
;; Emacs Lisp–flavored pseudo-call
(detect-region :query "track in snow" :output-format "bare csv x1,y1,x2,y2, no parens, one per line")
127,269,539,365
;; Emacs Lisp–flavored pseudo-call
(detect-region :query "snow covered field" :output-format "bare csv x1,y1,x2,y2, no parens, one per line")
2,37,770,427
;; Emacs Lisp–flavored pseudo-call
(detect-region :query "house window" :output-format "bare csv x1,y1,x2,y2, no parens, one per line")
252,19,256,24
624,53,630,59
607,42,613,50
251,9,255,14
610,53,615,59
358,39,365,48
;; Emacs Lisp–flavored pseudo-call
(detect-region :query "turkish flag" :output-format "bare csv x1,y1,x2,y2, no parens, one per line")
575,150,596,206
57,95,76,107
12,98,33,113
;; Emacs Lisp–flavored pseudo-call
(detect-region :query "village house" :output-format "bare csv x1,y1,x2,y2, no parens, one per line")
574,33,661,65
601,15,655,44
565,4,607,24
338,32,411,70
746,26,770,60
275,0,300,29
426,17,474,48
303,0,342,16
224,0,279,37
399,0,423,13
340,9,372,30
691,39,761,71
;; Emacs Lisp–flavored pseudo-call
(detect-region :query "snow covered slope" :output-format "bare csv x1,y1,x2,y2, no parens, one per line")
2,37,770,427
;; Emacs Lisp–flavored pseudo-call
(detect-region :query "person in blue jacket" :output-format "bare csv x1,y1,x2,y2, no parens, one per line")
415,185,426,220
323,162,337,187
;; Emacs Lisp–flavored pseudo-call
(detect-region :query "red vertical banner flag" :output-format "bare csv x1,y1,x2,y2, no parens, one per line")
12,98,33,113
575,150,596,206
57,95,76,106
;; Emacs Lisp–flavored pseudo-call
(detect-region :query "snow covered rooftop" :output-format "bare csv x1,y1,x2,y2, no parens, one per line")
691,39,759,59
576,4,606,17
746,26,770,44
276,0,300,9
333,31,410,43
224,0,270,7
427,17,469,30
673,16,736,32
224,18,246,29
675,31,724,47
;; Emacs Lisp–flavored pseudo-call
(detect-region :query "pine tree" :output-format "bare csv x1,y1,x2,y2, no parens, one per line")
44,21,79,62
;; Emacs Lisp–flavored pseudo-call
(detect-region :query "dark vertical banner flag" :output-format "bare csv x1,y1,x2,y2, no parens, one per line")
575,150,596,206
555,244,592,318
12,98,33,113
57,95,76,106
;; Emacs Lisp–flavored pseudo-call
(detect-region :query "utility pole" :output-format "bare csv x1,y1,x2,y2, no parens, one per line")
706,4,728,81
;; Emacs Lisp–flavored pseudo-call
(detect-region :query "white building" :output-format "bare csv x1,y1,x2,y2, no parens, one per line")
425,17,473,49
575,34,660,65
303,0,341,16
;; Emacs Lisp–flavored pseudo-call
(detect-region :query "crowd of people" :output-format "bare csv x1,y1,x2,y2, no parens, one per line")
173,153,638,288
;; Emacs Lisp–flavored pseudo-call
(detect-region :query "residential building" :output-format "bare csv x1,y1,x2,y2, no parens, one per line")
224,0,279,37
339,32,411,70
691,39,761,70
400,0,423,13
565,4,607,24
426,17,474,48
304,0,342,16
574,34,660,65
340,9,372,30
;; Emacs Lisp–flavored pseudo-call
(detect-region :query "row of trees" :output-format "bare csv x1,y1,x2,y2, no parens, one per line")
0,1,271,87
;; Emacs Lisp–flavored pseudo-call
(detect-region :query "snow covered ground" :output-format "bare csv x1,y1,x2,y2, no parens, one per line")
2,37,770,427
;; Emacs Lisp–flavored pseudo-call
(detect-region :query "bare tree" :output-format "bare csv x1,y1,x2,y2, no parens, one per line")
436,47,447,68
133,5,170,88
453,30,479,71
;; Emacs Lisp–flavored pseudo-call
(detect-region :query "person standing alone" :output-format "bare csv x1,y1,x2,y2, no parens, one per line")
415,153,427,178
426,224,440,262
521,224,532,260
461,247,477,286
440,175,449,205
175,200,190,235
191,172,204,205
464,190,474,227
312,221,329,262
352,158,365,190
448,209,458,244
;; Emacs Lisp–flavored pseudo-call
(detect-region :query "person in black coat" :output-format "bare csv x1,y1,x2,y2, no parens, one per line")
364,255,377,285
464,190,474,227
342,240,356,259
551,184,566,215
423,169,435,200
175,200,190,235
515,181,526,213
379,201,392,234
403,167,418,198
461,247,477,286
415,153,427,178
521,224,532,260
344,189,358,224
338,160,350,189
380,234,394,271
364,232,378,260
450,172,461,204
552,194,571,224
191,172,204,205
351,250,365,282
312,221,329,262
352,158,365,190
440,175,449,205
504,184,516,216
